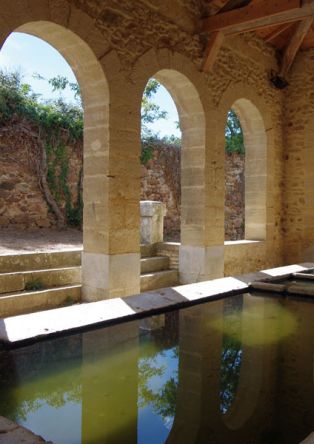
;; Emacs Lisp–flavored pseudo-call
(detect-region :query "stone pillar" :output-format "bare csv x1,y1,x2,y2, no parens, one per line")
179,112,224,284
140,200,166,244
81,53,141,301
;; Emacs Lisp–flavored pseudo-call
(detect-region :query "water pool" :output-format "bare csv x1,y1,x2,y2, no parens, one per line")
0,292,313,444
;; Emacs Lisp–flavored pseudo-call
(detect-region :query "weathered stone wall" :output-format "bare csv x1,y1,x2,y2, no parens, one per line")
141,145,180,237
283,49,314,264
225,152,245,241
0,123,82,229
1,132,245,243
141,145,245,241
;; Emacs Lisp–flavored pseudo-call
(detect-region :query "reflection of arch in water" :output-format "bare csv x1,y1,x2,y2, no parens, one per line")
222,295,265,431
166,295,280,443
219,295,244,414
1,19,109,301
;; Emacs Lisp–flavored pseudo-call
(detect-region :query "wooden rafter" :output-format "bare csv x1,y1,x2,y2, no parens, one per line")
280,16,314,76
200,0,314,36
264,22,295,42
201,31,225,72
207,0,232,16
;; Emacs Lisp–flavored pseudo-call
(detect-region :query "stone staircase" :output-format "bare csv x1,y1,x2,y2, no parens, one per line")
0,250,82,318
140,244,178,292
0,244,178,318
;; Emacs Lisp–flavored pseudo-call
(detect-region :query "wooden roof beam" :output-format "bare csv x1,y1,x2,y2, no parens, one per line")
200,0,314,36
201,31,225,72
207,0,232,16
280,15,314,76
264,22,295,42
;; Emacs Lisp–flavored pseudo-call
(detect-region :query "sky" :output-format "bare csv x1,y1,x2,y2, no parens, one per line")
0,32,181,138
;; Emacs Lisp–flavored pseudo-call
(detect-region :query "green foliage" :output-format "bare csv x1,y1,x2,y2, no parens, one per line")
141,78,168,144
140,145,154,165
0,70,83,140
138,344,178,423
0,69,83,227
25,279,44,291
220,297,243,414
225,109,245,154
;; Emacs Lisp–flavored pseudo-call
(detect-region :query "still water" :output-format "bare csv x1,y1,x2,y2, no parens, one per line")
0,292,313,444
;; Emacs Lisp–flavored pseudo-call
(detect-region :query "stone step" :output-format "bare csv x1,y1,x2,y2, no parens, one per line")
0,249,82,273
0,285,81,318
140,256,169,274
140,269,179,292
0,266,81,294
140,243,157,258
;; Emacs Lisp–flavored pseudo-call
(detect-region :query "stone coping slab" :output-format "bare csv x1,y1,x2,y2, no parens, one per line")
0,263,313,348
0,415,52,443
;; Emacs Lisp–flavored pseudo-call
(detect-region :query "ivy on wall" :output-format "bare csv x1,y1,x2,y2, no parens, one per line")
0,70,83,228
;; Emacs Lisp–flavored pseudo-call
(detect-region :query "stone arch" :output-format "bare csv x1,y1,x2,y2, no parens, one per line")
134,49,224,283
1,19,111,301
218,85,269,241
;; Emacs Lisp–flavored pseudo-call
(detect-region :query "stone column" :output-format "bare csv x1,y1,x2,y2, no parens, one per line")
179,111,224,284
82,53,141,301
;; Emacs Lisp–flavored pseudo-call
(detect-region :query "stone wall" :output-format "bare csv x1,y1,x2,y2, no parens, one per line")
0,129,245,243
0,123,82,229
225,152,245,241
283,49,314,264
141,145,245,241
141,144,181,238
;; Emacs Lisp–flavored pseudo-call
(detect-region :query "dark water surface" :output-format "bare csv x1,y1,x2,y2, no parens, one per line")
0,292,313,444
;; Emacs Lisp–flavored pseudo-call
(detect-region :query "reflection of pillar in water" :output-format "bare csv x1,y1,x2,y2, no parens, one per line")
81,321,139,444
277,298,314,444
167,294,278,444
167,299,224,443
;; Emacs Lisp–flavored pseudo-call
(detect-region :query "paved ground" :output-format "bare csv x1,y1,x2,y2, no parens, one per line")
0,228,82,254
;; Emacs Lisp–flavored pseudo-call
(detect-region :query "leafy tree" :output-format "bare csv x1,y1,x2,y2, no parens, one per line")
225,109,245,154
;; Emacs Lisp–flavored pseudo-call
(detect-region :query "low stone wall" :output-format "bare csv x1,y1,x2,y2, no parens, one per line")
156,242,180,269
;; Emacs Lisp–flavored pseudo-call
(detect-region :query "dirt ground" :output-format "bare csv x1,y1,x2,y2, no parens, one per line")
0,228,83,254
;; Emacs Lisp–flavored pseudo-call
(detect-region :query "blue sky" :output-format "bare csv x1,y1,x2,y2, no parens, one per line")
0,32,180,137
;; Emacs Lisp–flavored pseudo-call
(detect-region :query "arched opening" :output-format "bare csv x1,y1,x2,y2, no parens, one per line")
0,32,83,232
0,21,109,301
224,110,245,241
140,78,181,243
226,99,267,242
139,68,206,285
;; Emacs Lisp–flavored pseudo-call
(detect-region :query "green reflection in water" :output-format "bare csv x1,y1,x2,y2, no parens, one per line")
211,298,297,346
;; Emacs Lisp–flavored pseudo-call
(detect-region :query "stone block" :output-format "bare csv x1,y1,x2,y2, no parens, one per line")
140,201,166,244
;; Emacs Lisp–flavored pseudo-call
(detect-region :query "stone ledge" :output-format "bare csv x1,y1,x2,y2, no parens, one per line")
224,239,263,246
0,415,52,443
1,262,313,348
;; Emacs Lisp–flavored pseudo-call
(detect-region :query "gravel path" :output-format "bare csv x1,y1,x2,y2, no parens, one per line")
0,228,82,254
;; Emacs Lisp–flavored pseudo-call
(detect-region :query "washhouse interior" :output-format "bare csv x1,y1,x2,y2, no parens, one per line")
1,0,314,443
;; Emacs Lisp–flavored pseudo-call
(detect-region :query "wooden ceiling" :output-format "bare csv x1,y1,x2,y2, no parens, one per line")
200,0,314,83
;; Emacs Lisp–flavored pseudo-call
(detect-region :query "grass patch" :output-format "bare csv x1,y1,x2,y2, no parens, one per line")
25,279,45,291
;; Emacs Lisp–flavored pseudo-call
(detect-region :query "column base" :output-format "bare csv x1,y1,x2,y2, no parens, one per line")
179,245,224,284
82,252,140,302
